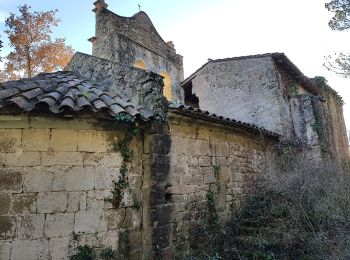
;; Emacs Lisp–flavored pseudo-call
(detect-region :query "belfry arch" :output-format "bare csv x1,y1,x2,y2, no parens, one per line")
160,71,172,101
133,59,147,70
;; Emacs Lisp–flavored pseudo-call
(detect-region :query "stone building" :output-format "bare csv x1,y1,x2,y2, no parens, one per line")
89,0,184,103
182,53,349,160
0,1,348,259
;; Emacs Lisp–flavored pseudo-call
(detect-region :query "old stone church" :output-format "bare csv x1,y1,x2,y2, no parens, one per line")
0,1,348,259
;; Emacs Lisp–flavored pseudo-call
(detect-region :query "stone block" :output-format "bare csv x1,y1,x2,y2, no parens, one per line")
97,231,119,250
188,156,199,167
45,213,74,238
22,128,50,151
50,129,78,152
198,156,211,166
204,174,216,184
171,124,187,137
77,130,107,152
209,183,218,193
0,153,5,166
197,128,210,140
170,136,182,155
17,214,45,239
210,131,226,142
105,209,126,230
42,152,83,166
191,174,203,185
0,129,21,153
219,166,230,182
105,130,124,152
23,167,53,192
29,117,95,130
213,156,229,166
6,152,41,167
213,142,230,156
0,168,22,192
0,216,16,240
0,193,10,215
83,152,122,167
48,237,70,260
197,140,211,156
180,174,192,185
95,167,118,190
11,239,49,260
12,193,37,214
201,166,214,176
86,190,110,210
217,183,227,210
232,172,243,182
0,115,30,128
0,242,11,260
37,192,67,213
67,192,87,212
74,210,107,233
64,166,95,191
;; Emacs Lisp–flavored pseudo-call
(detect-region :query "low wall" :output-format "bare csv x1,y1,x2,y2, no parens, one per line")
148,112,277,257
0,116,143,260
0,113,277,259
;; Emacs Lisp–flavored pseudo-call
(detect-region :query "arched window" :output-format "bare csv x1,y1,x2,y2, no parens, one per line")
160,71,172,101
133,59,147,70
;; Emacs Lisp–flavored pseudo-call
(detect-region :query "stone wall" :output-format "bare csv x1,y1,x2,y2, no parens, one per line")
0,112,278,259
0,116,143,260
161,112,276,256
321,89,350,160
190,57,284,135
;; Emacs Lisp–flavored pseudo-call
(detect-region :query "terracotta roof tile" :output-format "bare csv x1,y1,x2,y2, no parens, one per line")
0,71,157,120
169,103,280,138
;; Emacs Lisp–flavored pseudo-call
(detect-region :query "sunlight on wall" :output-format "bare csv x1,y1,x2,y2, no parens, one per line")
133,59,147,70
160,71,172,101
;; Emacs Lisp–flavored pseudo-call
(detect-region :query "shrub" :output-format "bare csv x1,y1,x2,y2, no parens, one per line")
179,156,350,259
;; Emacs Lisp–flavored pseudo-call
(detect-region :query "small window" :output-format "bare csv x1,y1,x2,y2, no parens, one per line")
184,81,199,108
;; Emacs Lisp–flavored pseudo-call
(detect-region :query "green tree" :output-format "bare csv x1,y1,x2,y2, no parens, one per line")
325,0,350,77
3,5,74,80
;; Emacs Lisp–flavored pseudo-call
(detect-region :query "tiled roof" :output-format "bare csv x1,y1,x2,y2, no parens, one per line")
169,103,281,138
0,71,150,120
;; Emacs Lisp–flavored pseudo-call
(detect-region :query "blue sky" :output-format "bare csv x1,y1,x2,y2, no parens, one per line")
0,0,350,133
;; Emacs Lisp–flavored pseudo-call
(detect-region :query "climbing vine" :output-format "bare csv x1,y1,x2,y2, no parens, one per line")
290,80,298,96
214,160,221,179
105,122,140,208
310,97,329,155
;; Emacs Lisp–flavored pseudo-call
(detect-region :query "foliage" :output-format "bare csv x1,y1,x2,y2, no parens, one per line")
175,156,350,259
107,124,140,208
326,0,350,30
314,76,329,90
214,161,221,179
100,248,118,260
2,5,74,79
324,52,350,78
120,230,132,259
70,245,96,260
310,96,330,155
114,113,134,123
325,1,350,77
71,245,127,260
